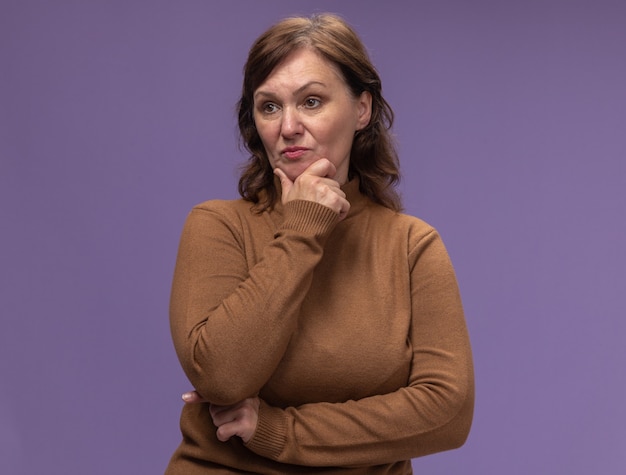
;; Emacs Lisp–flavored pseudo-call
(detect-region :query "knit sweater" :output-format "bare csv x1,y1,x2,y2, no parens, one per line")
166,178,474,474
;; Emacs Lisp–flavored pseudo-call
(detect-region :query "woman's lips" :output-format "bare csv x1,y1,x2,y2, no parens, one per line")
282,147,308,160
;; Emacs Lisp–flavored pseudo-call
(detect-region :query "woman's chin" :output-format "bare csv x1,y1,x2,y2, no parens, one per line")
278,161,316,181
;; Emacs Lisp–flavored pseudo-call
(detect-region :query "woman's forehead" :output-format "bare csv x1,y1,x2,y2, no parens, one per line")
254,48,345,96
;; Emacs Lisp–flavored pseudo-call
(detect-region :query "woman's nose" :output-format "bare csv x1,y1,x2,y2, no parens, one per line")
280,107,303,138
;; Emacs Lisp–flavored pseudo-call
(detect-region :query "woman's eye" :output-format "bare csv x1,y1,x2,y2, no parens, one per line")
262,103,279,114
304,98,321,108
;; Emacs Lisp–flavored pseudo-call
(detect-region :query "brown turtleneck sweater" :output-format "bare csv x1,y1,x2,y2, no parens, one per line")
166,179,474,474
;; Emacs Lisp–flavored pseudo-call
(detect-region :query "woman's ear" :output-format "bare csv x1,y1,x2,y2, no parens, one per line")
355,91,373,131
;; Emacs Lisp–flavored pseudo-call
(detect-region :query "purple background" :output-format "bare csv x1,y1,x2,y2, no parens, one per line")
2,1,625,473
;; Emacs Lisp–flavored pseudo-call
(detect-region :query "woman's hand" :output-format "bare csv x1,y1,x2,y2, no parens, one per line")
182,391,260,444
274,159,350,220
210,397,260,443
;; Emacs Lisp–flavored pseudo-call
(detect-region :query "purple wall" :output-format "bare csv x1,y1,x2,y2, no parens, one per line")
2,1,625,473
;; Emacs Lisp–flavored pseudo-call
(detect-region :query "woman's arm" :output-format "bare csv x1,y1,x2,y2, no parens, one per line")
170,199,339,406
241,230,474,466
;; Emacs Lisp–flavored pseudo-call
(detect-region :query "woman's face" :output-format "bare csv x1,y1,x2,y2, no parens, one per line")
253,48,372,184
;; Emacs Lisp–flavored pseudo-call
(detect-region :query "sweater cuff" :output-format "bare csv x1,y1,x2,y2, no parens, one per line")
245,400,287,460
279,200,338,237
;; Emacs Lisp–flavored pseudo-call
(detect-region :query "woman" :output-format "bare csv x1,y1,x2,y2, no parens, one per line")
166,13,473,474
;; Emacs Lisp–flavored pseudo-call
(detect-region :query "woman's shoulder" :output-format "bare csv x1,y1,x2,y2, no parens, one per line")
368,203,437,239
395,210,433,229
370,206,447,259
398,212,441,246
184,197,263,229
192,197,252,214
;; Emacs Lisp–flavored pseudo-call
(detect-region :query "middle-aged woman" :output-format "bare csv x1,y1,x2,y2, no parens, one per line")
166,13,474,474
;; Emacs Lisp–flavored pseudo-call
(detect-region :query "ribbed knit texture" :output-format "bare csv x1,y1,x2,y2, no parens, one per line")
280,199,339,236
245,400,288,460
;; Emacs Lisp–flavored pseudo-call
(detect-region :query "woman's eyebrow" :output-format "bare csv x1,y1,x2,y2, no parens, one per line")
254,81,326,101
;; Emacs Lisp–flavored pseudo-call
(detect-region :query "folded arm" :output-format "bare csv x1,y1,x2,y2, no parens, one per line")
170,200,339,405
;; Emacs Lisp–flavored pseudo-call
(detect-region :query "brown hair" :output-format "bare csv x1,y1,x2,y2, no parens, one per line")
237,13,402,211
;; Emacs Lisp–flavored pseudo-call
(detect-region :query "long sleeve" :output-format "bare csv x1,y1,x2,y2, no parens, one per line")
244,228,474,466
169,199,339,405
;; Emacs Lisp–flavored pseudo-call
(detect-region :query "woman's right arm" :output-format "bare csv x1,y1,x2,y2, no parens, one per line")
169,199,338,406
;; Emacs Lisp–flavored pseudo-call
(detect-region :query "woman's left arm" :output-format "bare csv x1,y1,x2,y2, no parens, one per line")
242,229,474,467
